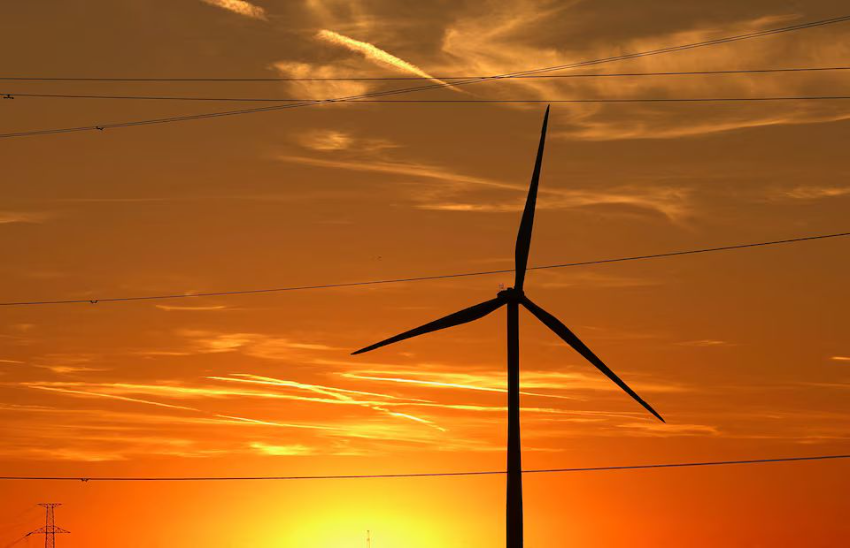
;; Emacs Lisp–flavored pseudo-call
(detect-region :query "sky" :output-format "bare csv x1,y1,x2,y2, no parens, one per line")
0,0,849,546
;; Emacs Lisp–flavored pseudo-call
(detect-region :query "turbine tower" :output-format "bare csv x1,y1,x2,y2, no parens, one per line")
27,503,70,548
352,106,664,548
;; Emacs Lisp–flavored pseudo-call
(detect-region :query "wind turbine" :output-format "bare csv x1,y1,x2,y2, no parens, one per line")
352,106,664,548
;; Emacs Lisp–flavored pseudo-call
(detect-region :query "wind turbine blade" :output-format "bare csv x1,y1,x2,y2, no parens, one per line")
521,296,665,422
514,105,550,291
352,297,505,355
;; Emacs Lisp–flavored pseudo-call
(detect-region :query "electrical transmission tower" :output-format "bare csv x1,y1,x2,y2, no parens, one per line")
27,503,70,548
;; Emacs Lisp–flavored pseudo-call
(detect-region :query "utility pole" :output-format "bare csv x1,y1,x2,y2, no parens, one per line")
27,503,70,548
366,529,371,548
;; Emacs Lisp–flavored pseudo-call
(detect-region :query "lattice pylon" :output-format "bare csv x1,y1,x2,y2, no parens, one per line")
27,503,70,548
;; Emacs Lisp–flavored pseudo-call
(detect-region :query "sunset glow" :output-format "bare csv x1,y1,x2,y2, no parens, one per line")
1,1,849,547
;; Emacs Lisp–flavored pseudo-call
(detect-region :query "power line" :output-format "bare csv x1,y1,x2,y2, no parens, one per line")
2,66,848,82
5,92,850,104
323,96,850,103
0,231,846,307
0,455,846,482
2,14,849,139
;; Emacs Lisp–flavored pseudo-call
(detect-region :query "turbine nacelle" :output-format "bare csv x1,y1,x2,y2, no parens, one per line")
497,287,525,302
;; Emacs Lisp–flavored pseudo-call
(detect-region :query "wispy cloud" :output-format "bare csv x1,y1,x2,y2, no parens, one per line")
296,129,399,153
21,447,131,462
249,442,315,456
440,4,850,139
200,0,267,20
179,329,335,359
533,270,658,290
39,365,110,374
299,129,354,151
26,380,364,406
831,356,850,362
779,186,850,200
0,211,49,225
675,339,729,347
270,60,370,99
340,372,574,400
212,374,445,431
279,154,518,191
415,184,694,221
155,304,229,311
342,367,686,396
216,414,337,431
29,385,202,412
212,373,414,402
317,29,449,87
615,421,719,437
27,383,337,432
278,154,693,221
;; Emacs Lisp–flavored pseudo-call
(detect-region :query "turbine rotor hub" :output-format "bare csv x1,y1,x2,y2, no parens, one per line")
498,287,525,302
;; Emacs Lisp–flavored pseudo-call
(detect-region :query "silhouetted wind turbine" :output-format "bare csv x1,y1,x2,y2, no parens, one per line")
352,106,664,548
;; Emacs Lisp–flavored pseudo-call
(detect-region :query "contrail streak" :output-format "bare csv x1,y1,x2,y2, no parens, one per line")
200,0,267,20
317,30,451,88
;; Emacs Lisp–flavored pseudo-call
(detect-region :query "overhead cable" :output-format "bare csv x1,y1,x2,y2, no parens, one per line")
0,454,846,482
0,231,846,307
2,14,849,139
1,66,848,82
4,92,850,103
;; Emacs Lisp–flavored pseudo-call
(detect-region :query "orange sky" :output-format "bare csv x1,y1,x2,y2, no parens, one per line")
1,1,849,546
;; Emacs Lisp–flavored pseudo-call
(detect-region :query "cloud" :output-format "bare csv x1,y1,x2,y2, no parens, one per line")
155,304,228,311
23,447,130,462
675,339,729,347
29,385,202,412
216,414,338,431
39,365,110,374
200,0,267,20
557,106,850,142
278,154,693,221
439,4,850,139
183,331,257,353
440,0,569,97
305,0,384,36
212,374,445,431
270,60,371,99
0,211,49,225
213,374,412,402
299,129,354,151
296,129,399,153
317,29,449,87
27,383,338,433
615,421,719,437
279,154,518,191
31,380,363,405
179,329,335,359
340,372,574,400
831,356,850,362
779,186,850,200
27,377,444,433
341,367,686,396
416,184,693,221
249,442,315,456
531,270,658,290
9,384,457,460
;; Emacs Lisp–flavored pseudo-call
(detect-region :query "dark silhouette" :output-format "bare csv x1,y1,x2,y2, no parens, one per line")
26,504,69,548
352,106,664,548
